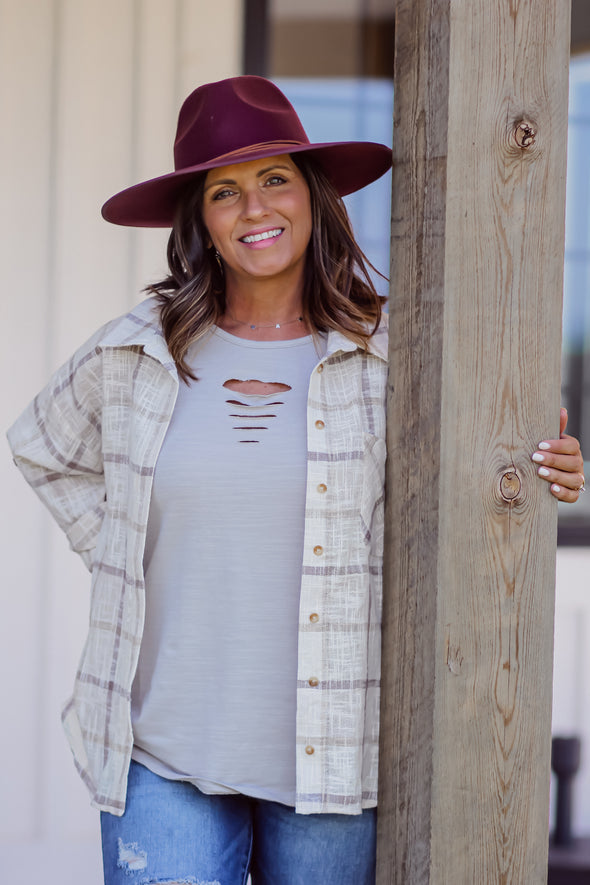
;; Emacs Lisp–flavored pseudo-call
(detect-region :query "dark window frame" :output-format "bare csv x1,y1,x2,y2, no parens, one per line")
243,0,269,76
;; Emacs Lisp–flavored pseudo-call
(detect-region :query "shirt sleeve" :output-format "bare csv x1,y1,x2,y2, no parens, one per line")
7,345,106,572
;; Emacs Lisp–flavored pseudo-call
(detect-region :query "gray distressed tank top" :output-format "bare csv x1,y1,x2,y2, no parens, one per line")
131,326,323,805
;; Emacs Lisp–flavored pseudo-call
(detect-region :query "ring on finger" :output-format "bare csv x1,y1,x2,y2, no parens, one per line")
578,475,586,493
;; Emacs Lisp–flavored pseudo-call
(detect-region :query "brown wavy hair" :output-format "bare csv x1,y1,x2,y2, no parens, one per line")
146,153,386,382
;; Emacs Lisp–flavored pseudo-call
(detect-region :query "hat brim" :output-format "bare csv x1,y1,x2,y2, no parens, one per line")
101,141,392,228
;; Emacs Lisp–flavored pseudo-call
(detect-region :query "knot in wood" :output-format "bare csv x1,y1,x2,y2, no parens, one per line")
514,120,537,148
500,471,522,501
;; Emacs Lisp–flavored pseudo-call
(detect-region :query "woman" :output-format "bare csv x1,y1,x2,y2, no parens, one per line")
7,76,585,885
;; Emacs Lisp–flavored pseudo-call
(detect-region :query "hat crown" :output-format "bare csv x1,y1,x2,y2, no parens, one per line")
173,76,310,171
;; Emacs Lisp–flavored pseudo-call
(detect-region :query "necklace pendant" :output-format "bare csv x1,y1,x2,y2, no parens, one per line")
250,324,256,330
275,323,281,329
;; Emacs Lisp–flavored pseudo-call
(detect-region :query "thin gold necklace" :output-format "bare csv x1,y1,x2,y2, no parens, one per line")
226,310,304,331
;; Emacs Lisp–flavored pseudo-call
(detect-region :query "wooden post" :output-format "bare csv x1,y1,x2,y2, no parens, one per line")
377,1,571,883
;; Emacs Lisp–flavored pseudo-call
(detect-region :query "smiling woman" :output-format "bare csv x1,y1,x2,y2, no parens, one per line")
8,76,394,885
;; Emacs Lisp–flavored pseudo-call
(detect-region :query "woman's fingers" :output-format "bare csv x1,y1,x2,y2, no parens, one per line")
535,466,585,499
537,434,582,456
559,406,568,437
532,439,584,500
532,414,584,501
548,480,585,503
533,442,584,472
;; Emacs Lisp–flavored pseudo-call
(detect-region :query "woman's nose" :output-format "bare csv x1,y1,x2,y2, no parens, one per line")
241,188,268,219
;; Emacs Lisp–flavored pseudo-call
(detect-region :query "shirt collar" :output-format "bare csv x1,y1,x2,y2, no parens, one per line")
99,298,389,367
325,314,388,362
99,297,177,374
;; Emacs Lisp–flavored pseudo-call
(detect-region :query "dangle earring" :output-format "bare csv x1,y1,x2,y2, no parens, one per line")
214,249,224,273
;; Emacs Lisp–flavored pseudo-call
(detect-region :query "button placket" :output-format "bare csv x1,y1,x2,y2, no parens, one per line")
300,365,329,774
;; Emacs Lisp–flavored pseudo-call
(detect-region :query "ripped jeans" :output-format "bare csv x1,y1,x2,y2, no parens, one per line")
100,761,376,885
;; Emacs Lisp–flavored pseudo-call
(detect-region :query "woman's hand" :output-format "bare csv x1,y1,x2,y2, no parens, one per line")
532,408,585,502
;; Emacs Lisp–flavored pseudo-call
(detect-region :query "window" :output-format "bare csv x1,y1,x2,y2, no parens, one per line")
559,55,590,544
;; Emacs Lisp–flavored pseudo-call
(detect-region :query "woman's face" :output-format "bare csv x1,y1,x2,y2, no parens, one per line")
202,154,312,292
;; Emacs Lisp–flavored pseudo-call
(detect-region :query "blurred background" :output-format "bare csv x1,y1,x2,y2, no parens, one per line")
1,1,589,881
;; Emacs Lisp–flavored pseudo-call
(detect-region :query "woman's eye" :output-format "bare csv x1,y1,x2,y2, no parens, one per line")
266,175,287,186
212,188,235,201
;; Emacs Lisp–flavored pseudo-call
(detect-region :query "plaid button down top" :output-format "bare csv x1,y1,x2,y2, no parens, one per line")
7,296,388,816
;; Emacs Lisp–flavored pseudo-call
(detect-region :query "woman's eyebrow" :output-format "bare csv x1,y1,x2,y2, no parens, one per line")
204,165,293,192
204,177,235,192
255,164,292,178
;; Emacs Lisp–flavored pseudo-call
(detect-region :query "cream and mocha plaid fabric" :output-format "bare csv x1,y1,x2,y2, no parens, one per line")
7,296,388,816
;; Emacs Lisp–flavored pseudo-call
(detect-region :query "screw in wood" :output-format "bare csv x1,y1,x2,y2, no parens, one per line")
514,121,537,148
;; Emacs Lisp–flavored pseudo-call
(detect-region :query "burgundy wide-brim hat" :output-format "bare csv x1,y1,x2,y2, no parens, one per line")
101,76,393,228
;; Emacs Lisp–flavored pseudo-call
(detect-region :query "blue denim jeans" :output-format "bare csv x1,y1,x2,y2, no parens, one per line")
101,760,376,885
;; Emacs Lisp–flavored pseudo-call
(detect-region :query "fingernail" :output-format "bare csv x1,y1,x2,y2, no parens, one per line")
538,467,550,477
552,484,561,493
532,453,545,462
539,442,551,450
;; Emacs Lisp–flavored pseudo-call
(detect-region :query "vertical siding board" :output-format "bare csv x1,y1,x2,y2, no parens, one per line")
553,549,590,834
52,0,137,358
0,0,58,839
132,0,180,299
42,0,138,841
177,0,242,97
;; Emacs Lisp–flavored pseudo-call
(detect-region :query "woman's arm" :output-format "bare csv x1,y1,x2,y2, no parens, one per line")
532,408,585,503
7,346,106,571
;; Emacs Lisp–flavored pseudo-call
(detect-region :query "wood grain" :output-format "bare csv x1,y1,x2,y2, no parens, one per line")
378,1,571,882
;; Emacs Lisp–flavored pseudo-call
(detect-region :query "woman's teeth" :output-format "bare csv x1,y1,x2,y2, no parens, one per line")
241,228,282,244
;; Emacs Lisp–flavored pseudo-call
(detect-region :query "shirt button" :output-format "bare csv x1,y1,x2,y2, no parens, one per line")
317,363,324,373
315,419,325,430
305,745,315,755
308,677,319,687
317,483,327,494
309,612,320,623
313,545,324,556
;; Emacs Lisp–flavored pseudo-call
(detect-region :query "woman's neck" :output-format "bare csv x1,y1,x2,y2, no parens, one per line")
220,278,309,341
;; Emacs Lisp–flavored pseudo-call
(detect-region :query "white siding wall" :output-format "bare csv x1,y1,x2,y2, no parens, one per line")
552,549,590,837
0,1,241,881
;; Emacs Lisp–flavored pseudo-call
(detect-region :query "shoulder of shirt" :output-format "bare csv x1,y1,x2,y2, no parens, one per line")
367,312,388,361
325,312,388,363
94,295,163,349
70,295,176,373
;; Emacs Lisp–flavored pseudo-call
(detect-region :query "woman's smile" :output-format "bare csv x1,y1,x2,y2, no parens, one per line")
239,227,284,246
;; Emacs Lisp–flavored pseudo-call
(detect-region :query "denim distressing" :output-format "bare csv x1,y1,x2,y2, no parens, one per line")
100,761,376,885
